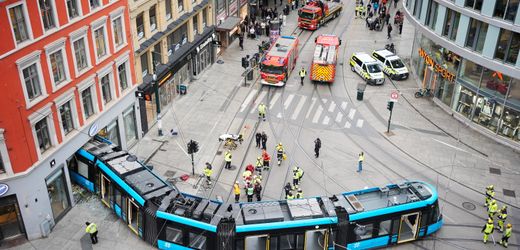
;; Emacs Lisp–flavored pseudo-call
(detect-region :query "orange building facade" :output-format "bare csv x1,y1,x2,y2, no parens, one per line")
0,0,141,242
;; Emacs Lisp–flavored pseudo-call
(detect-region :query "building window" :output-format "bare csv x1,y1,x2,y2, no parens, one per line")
124,107,138,145
112,16,126,49
0,153,4,173
141,53,149,76
494,0,519,21
22,64,43,101
100,75,112,104
35,118,52,153
153,43,161,65
178,0,184,12
465,19,488,52
8,4,30,44
49,49,68,86
203,8,207,27
136,13,144,40
425,1,439,29
165,0,172,20
442,9,460,41
495,29,520,64
118,62,129,91
59,101,75,135
73,37,90,73
66,0,81,19
94,26,108,59
81,87,95,119
465,0,483,11
150,6,157,31
413,0,423,18
193,15,199,34
90,0,101,9
39,0,56,31
46,168,71,220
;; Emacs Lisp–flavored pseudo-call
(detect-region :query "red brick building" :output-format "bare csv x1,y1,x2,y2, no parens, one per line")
0,0,141,242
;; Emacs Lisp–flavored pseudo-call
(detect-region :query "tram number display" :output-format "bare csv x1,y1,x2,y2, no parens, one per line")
418,48,455,83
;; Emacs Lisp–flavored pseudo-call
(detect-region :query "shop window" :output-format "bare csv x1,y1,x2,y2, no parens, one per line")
458,59,483,87
473,96,503,133
0,195,26,240
498,106,520,140
189,232,207,249
481,67,510,98
124,107,138,145
436,76,456,106
378,220,392,236
354,222,374,240
465,19,488,53
455,86,476,118
46,168,71,221
508,78,520,104
465,0,483,11
166,226,183,244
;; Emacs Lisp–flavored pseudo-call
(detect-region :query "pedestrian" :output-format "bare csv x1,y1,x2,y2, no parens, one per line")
258,103,267,121
238,34,244,51
488,199,498,218
296,189,304,199
485,185,495,207
499,223,512,247
380,5,386,17
394,0,399,8
85,222,98,244
265,22,270,37
276,142,285,166
373,1,379,13
203,162,213,185
387,23,393,39
249,25,256,39
224,150,232,169
291,0,295,10
233,181,241,202
385,13,390,25
260,21,266,36
481,218,494,244
357,152,364,172
314,138,321,158
398,19,403,34
299,67,307,85
292,168,300,187
255,132,262,148
261,132,268,150
284,182,292,197
295,0,299,8
254,182,262,201
242,169,252,184
246,183,254,202
367,3,371,13
497,205,508,232
262,150,271,170
246,164,255,174
255,156,263,175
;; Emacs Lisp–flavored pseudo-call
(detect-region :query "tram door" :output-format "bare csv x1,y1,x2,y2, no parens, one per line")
304,229,328,250
127,199,140,235
397,212,420,243
245,234,269,250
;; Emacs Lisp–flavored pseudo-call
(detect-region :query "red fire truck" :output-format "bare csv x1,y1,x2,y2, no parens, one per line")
260,36,300,86
298,0,343,30
310,34,341,83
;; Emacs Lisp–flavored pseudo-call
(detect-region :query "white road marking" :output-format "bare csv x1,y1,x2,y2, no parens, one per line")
335,113,343,122
344,121,351,128
323,116,330,125
356,119,364,128
277,113,282,118
305,97,317,119
432,138,469,153
328,102,336,112
348,108,356,120
250,91,267,113
284,94,295,110
341,101,348,110
269,92,282,109
312,105,323,123
240,89,258,112
291,96,307,120
322,98,328,104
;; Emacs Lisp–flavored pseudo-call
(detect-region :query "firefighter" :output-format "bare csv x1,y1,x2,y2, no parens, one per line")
245,164,255,174
276,142,285,166
253,175,262,186
254,182,263,201
287,191,295,200
243,169,252,184
482,218,494,244
262,150,271,170
296,189,304,199
233,181,241,202
297,167,304,182
497,205,508,232
255,156,263,175
485,185,495,207
246,183,254,202
258,103,267,121
499,223,512,247
203,162,213,185
224,151,232,169
85,222,98,244
488,199,498,219
292,167,300,187
299,67,307,85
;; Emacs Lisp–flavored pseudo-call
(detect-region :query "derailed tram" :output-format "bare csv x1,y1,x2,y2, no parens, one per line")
69,137,443,249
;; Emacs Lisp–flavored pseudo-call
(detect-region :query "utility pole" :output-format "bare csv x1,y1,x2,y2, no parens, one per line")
386,101,394,133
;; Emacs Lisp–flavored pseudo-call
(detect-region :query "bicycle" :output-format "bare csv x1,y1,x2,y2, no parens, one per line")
415,88,432,98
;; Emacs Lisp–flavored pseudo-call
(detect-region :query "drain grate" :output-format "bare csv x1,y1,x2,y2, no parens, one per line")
216,59,224,64
503,189,516,198
164,170,176,177
489,167,501,175
462,202,476,211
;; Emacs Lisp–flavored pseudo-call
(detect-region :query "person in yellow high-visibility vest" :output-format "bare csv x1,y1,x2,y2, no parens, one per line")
203,162,213,185
258,103,267,121
488,199,498,219
299,67,307,85
233,181,241,202
497,205,508,232
224,151,232,169
85,222,98,244
481,218,494,244
500,223,513,247
485,185,495,207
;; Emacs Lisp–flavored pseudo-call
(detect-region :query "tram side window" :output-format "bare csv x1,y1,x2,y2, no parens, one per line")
74,158,90,179
421,210,430,227
296,233,304,249
165,226,183,244
113,188,122,207
391,218,400,235
354,223,374,240
280,234,295,250
378,220,392,236
189,232,207,249
432,203,440,222
269,236,278,249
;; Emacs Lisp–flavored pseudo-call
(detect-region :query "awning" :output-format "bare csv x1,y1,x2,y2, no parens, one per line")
216,16,241,31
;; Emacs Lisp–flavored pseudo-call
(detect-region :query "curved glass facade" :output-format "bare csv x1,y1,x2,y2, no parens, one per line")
406,0,520,146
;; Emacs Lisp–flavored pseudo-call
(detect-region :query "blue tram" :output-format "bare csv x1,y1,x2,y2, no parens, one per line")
69,137,443,249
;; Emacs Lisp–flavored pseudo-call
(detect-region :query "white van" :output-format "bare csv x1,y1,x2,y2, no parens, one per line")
350,52,385,85
372,49,409,80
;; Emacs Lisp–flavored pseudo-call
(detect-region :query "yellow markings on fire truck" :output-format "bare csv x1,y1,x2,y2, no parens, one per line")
312,64,334,81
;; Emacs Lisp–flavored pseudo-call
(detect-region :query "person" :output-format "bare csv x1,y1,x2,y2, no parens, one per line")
253,175,262,186
398,18,403,34
258,103,267,121
261,132,268,150
255,156,264,175
287,191,295,200
85,222,98,244
276,142,284,165
254,182,263,201
262,150,271,170
224,151,232,169
255,132,262,148
482,218,494,244
488,199,498,219
243,169,252,184
233,181,241,202
485,185,495,207
387,23,393,39
385,13,390,25
394,0,399,8
249,25,256,39
246,183,254,202
203,162,213,185
293,168,300,187
299,67,307,85
367,3,371,14
238,33,244,50
297,167,304,182
284,182,292,197
357,152,364,172
497,205,508,232
260,21,266,36
373,1,379,13
246,164,255,174
296,189,304,199
499,223,512,247
291,0,295,10
314,138,321,158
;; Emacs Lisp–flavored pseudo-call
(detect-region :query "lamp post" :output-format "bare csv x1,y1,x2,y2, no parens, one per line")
152,73,163,136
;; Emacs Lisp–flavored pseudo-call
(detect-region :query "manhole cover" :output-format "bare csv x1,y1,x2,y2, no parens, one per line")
164,170,176,177
462,202,476,211
216,59,224,64
489,167,501,175
503,189,516,198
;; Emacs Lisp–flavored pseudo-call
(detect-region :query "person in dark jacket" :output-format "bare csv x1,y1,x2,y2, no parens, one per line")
255,132,262,148
387,23,393,39
261,132,268,150
314,138,321,158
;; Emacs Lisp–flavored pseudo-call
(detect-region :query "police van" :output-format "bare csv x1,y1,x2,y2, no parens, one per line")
350,52,385,85
372,49,409,80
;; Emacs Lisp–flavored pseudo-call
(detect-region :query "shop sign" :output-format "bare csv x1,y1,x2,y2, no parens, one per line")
88,122,100,137
0,183,9,197
198,37,213,51
418,48,455,83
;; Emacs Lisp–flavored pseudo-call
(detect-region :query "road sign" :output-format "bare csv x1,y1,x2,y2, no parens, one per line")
390,91,399,102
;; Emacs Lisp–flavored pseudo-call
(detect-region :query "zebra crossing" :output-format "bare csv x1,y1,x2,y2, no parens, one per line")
240,90,365,128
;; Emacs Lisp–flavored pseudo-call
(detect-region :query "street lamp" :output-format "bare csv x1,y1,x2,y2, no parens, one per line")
152,73,163,136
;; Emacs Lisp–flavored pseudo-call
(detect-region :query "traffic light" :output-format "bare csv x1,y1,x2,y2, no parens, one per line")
187,140,199,154
241,57,249,69
387,101,394,111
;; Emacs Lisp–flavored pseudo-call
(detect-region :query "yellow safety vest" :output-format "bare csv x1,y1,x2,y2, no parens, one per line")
203,168,212,177
484,222,494,234
86,223,97,234
287,194,294,200
256,159,263,167
486,190,495,198
225,152,232,162
258,104,266,114
299,69,306,77
297,169,304,178
498,211,508,220
504,227,512,238
234,184,241,194
293,172,299,179
296,192,303,199
489,203,498,213
358,154,365,162
276,145,284,153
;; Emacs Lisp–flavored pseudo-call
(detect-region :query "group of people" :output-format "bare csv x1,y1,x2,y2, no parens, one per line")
355,0,404,39
482,185,513,247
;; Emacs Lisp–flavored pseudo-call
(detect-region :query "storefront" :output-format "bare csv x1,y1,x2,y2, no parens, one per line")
411,32,520,145
192,36,215,79
45,168,71,222
0,193,26,244
216,16,241,49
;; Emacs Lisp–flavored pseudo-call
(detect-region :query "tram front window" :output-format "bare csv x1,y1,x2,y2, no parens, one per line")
299,11,315,19
261,65,284,75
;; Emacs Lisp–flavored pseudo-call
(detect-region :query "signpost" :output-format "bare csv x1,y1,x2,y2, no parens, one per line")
387,91,399,133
